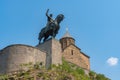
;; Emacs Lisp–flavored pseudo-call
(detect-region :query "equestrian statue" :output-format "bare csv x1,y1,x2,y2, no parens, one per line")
38,9,64,44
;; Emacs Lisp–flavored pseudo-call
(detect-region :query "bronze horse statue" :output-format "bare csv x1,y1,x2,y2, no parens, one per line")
38,14,64,44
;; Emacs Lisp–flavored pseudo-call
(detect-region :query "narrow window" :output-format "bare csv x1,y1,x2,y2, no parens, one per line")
71,50,73,55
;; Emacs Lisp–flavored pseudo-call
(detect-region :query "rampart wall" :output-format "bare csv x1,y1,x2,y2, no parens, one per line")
0,44,46,74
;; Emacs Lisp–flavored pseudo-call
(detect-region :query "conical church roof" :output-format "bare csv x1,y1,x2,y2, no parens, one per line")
62,27,73,38
62,28,74,39
62,31,72,38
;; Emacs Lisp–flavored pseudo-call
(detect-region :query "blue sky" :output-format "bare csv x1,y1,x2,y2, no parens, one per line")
0,0,120,80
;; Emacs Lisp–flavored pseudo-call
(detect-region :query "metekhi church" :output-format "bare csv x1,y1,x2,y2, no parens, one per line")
60,30,90,71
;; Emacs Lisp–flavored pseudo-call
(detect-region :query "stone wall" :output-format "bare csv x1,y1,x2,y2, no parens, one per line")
62,44,90,71
0,44,46,74
80,52,90,70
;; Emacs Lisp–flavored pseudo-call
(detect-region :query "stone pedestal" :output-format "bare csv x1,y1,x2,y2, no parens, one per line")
36,38,62,69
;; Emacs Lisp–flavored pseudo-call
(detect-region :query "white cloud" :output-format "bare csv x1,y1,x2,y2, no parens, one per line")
107,57,119,66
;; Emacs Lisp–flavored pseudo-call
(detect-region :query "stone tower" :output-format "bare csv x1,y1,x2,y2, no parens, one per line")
60,29,75,50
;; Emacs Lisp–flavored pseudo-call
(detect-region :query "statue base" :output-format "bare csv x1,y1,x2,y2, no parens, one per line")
36,38,62,69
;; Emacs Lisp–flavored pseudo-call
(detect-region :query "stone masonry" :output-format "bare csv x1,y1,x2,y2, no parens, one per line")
36,38,62,69
0,44,46,74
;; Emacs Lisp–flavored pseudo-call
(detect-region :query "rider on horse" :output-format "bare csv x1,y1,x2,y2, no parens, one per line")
45,9,54,32
38,9,64,44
